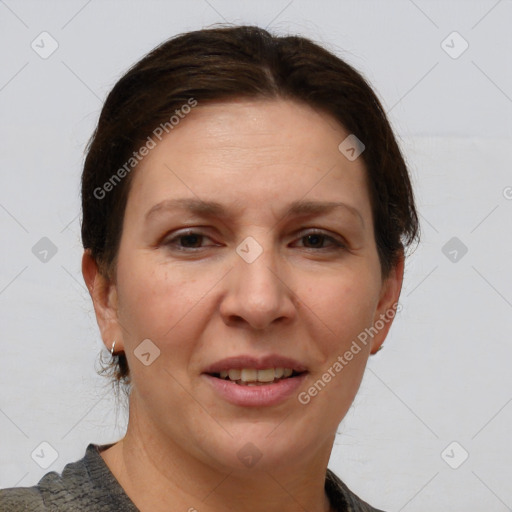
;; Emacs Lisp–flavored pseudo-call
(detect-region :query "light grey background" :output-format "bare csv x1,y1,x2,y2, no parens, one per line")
1,1,511,511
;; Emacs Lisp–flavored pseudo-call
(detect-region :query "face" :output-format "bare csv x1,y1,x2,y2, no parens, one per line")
87,99,403,473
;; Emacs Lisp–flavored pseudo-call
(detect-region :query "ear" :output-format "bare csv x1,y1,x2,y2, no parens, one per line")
369,251,405,354
82,250,123,353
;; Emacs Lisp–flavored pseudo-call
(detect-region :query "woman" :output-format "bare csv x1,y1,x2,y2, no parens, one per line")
0,25,418,511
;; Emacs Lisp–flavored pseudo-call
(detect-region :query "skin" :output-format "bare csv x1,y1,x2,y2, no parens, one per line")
82,99,404,512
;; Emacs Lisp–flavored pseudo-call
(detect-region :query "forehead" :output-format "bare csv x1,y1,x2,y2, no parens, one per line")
162,98,347,162
126,99,372,223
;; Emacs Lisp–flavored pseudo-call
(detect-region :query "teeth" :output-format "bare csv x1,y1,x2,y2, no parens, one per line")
257,368,276,382
217,368,297,383
240,369,257,382
228,369,241,380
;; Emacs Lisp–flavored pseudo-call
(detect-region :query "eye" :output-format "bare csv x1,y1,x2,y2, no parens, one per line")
162,228,346,252
292,230,346,250
163,230,217,251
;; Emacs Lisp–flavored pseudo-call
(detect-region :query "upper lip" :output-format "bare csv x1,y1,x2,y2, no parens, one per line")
203,354,308,374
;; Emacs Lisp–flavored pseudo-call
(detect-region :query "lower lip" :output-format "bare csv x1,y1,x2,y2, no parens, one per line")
203,373,308,407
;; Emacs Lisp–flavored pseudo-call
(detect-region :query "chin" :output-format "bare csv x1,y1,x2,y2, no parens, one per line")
199,421,325,473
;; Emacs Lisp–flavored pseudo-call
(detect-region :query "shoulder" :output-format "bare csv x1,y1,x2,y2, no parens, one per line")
0,485,47,511
0,443,137,512
325,469,387,512
0,445,92,511
0,466,80,511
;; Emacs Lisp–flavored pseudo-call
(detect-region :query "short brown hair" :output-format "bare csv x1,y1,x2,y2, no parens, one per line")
82,25,419,388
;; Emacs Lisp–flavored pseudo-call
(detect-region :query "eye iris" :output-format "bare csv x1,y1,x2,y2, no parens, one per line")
305,234,323,247
181,234,202,247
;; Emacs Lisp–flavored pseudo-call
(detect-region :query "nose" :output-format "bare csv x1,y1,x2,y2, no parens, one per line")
219,238,296,330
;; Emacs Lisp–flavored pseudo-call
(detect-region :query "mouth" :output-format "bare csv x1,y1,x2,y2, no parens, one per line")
207,367,307,386
202,355,309,405
203,361,309,407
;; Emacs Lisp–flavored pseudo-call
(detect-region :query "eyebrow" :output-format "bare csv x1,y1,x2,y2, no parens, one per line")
145,198,364,227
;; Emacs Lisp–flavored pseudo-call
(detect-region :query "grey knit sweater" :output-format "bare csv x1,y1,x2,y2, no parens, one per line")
0,444,385,511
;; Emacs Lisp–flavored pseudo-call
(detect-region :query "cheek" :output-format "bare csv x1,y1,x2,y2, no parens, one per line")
117,261,176,337
303,268,379,343
114,256,206,396
116,252,224,348
297,276,377,426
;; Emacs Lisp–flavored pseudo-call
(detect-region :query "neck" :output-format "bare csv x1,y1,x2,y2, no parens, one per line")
101,398,335,512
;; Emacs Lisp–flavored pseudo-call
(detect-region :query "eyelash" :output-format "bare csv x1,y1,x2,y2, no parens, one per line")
162,229,347,252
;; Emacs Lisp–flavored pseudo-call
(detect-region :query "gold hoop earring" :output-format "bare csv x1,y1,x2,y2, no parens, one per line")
110,340,116,357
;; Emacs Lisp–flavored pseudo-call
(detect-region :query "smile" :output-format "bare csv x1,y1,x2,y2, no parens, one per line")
211,368,302,385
